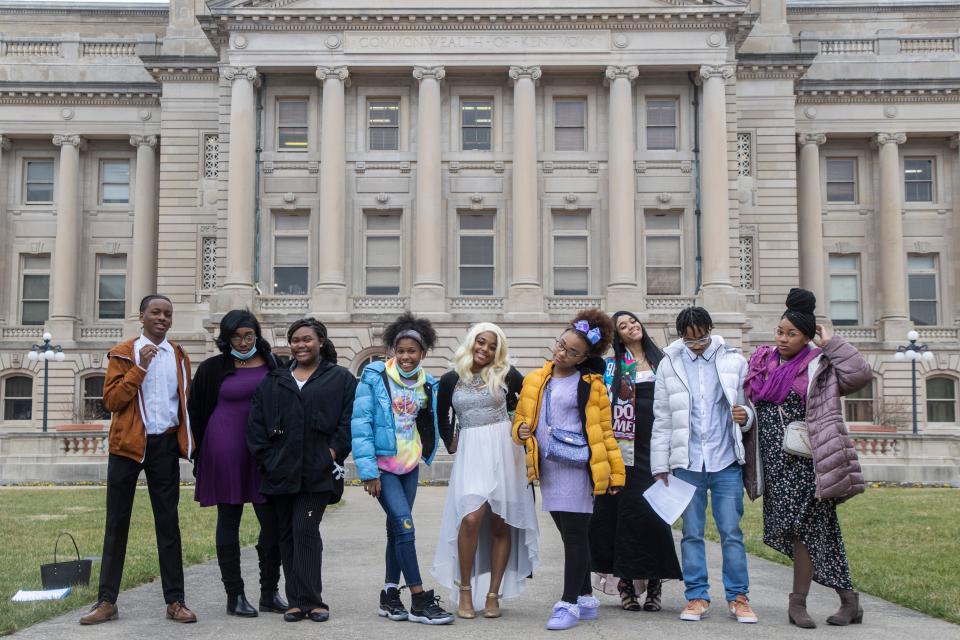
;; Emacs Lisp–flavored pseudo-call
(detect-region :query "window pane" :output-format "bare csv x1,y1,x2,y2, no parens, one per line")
366,237,400,267
554,100,585,127
647,127,677,151
909,300,937,326
844,399,874,423
369,127,399,151
646,100,677,126
26,184,54,203
460,213,495,230
462,127,491,151
366,268,400,295
554,127,585,152
829,254,857,270
99,274,125,300
3,399,32,420
99,255,127,270
554,267,588,296
647,267,682,295
275,237,307,266
554,237,588,266
460,236,493,265
102,183,130,204
84,398,110,421
927,378,956,400
830,274,858,301
927,400,956,423
84,376,105,398
368,100,400,126
461,100,492,126
22,274,49,299
905,158,932,181
459,267,494,296
367,214,401,231
908,274,936,300
826,182,855,203
826,159,855,182
553,214,588,231
646,236,681,267
5,376,32,397
278,128,309,149
645,212,681,231
908,254,936,270
27,161,53,182
273,267,308,295
102,161,129,184
98,300,125,320
831,302,859,325
23,255,50,270
22,301,48,325
904,181,932,203
278,100,308,126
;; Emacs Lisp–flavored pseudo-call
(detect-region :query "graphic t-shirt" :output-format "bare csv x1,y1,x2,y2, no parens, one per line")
377,358,427,476
603,350,654,467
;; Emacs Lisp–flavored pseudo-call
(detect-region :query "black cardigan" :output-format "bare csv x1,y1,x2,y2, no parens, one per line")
437,366,524,452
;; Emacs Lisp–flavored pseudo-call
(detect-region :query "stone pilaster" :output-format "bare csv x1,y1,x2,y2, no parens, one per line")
874,132,910,340
0,135,10,326
796,132,829,321
126,135,159,334
507,65,544,316
48,134,86,340
410,66,446,314
313,66,350,318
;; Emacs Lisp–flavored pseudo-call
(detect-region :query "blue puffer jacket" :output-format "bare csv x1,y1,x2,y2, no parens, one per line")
350,360,440,481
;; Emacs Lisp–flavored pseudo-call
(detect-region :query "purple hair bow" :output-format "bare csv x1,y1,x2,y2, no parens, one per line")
574,320,602,345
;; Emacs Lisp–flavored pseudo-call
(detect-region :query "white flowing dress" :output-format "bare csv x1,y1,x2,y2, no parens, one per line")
431,376,539,610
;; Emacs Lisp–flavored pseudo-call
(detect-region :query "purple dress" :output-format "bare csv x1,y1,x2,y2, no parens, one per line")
535,374,594,514
195,365,268,506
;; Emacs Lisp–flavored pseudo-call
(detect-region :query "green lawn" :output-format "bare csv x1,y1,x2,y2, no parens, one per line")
0,487,262,636
684,487,960,625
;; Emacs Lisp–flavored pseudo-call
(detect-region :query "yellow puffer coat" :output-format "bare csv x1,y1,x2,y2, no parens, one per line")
511,360,625,495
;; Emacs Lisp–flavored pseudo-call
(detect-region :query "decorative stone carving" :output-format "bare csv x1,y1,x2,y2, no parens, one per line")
612,34,628,48
138,109,152,121
60,108,74,120
508,65,542,84
52,134,85,149
797,132,826,147
283,192,297,204
0,135,9,151
680,160,692,175
604,65,639,84
803,106,818,119
316,66,349,82
221,66,258,84
542,161,553,173
707,33,723,47
233,35,248,49
469,193,483,210
494,161,505,173
698,64,735,82
884,105,898,119
324,34,342,50
376,193,390,207
657,192,672,204
412,65,445,82
129,134,158,148
635,161,646,174
874,132,906,146
563,193,579,210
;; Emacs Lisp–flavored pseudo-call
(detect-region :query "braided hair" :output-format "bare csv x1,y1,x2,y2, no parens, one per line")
382,312,438,352
782,287,817,339
675,306,714,338
286,318,338,363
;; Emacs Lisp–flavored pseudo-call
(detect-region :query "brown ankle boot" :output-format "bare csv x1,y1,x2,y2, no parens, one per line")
788,593,816,629
826,589,863,626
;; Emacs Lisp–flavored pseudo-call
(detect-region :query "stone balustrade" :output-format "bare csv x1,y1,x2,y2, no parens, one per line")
819,39,877,55
2,40,61,57
81,41,137,57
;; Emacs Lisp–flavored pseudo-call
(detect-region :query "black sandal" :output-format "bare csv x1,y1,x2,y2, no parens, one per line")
643,580,662,612
618,579,642,611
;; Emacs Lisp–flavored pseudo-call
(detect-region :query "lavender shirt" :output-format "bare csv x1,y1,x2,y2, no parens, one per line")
536,373,594,513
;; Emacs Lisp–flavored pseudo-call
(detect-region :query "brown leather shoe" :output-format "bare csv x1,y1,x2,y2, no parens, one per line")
79,601,118,625
166,601,198,623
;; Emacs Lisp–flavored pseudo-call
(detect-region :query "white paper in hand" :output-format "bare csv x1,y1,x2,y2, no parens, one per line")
11,588,71,602
643,474,697,525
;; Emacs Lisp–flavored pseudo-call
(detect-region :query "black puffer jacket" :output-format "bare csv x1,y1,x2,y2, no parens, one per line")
246,360,357,502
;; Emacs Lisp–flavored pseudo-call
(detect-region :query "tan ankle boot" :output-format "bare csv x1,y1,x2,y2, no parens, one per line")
788,593,816,629
826,589,863,626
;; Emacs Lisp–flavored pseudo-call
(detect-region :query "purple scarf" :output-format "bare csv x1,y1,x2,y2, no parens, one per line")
745,344,822,406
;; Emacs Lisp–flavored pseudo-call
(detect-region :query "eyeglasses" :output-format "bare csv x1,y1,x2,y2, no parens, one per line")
682,334,711,348
229,334,257,346
554,338,585,359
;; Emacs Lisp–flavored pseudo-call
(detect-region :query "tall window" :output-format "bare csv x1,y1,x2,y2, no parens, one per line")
461,99,493,151
904,158,934,202
646,98,678,151
277,99,308,150
907,254,938,326
458,211,495,296
2,376,32,421
364,211,402,295
554,98,586,152
826,158,857,203
273,213,309,295
844,379,875,423
368,99,400,151
926,377,957,423
25,159,54,204
21,254,50,326
645,211,683,295
97,254,127,320
82,375,109,420
100,160,130,204
828,254,860,326
552,211,589,296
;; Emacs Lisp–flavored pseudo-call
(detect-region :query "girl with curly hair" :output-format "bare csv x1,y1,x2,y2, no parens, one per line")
512,309,625,631
351,312,454,625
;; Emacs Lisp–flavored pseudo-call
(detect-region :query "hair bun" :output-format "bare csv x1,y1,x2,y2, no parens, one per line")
785,287,816,315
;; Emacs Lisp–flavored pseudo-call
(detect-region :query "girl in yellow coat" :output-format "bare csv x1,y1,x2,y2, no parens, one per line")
512,309,625,630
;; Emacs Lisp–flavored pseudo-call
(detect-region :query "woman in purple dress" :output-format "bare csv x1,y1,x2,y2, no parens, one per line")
188,310,286,618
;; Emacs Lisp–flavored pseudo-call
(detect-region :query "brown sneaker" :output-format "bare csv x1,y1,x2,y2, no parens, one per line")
680,599,710,621
79,601,118,625
728,594,758,623
166,601,198,623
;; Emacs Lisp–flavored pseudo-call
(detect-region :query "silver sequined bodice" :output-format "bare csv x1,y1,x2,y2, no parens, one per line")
452,377,510,428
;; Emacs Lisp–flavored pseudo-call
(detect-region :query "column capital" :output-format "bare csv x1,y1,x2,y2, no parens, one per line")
0,135,10,151
412,65,445,82
874,132,906,147
129,134,158,149
604,65,639,84
698,64,736,83
509,65,542,84
52,134,86,150
221,66,259,85
797,132,826,147
316,66,349,83
949,133,959,149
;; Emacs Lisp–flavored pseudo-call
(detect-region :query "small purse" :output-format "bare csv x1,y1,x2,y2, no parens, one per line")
542,383,590,466
40,532,92,589
779,406,812,459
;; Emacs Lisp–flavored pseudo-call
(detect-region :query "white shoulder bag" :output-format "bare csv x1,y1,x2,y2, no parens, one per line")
779,406,812,459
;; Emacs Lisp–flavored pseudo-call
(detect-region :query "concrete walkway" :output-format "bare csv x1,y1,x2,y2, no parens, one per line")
12,486,958,639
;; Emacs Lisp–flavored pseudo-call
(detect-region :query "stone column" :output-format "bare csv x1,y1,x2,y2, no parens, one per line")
875,132,909,338
797,132,829,321
952,134,960,328
410,66,446,313
698,64,738,311
313,66,349,317
217,66,258,312
605,65,641,310
48,134,85,338
0,136,9,326
127,136,158,327
508,65,543,315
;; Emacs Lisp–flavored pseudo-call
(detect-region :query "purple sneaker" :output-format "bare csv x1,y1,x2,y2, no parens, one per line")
546,601,580,630
577,595,599,621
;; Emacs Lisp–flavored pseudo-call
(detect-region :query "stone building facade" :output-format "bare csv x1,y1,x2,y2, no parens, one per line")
0,0,958,440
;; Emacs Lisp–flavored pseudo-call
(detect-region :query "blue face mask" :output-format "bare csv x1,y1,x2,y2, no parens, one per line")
398,363,421,379
231,345,257,361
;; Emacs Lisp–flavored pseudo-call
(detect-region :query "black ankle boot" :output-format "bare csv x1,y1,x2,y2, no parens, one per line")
216,544,246,601
260,591,288,614
227,593,258,617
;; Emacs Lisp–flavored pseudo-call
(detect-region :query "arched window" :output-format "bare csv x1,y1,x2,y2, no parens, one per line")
2,375,33,421
843,378,875,423
926,377,957,424
81,374,109,421
353,352,386,376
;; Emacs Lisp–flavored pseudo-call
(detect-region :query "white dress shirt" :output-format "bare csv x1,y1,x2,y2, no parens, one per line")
134,334,181,435
682,339,737,473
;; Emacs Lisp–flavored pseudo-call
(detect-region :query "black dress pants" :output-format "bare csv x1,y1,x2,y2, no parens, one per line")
271,492,330,611
98,431,184,604
550,511,594,604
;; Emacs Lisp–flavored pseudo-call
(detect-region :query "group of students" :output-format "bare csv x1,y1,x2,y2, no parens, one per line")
78,287,871,631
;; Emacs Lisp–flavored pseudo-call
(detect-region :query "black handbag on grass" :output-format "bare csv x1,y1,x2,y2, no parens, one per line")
40,532,92,589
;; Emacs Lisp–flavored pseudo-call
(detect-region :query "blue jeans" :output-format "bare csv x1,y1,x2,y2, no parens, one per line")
377,468,422,588
674,464,749,603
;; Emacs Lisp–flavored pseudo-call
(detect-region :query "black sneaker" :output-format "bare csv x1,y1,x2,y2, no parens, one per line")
408,589,454,625
378,587,408,621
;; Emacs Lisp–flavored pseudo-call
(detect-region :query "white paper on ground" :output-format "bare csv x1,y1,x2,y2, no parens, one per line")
11,588,71,602
642,474,697,525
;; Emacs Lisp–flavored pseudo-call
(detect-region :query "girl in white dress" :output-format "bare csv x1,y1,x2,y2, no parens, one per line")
432,323,539,619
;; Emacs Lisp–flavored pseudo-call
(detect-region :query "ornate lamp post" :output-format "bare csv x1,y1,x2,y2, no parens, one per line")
26,332,65,433
894,330,935,435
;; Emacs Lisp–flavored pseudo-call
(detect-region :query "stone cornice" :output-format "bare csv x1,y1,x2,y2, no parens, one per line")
0,2,167,19
142,56,221,84
788,2,960,17
797,132,826,147
0,83,160,106
315,66,349,82
736,52,815,81
129,135,157,149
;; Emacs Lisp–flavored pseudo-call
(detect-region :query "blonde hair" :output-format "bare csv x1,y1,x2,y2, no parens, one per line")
452,323,511,397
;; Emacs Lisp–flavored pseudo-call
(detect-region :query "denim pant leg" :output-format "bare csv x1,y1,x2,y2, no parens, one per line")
378,469,423,588
674,468,710,602
709,464,749,602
